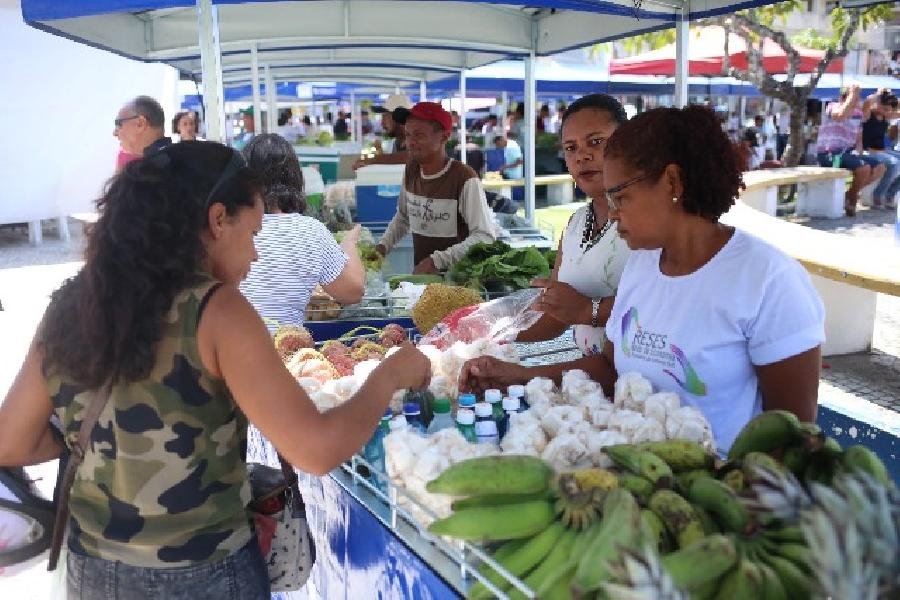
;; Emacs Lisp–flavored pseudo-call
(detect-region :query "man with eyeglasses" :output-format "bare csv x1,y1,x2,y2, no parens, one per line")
113,96,171,167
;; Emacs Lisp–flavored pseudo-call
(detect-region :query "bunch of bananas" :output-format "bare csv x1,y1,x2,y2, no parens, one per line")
422,412,894,599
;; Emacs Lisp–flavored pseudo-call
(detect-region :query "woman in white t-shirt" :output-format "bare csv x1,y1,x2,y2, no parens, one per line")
461,106,825,454
517,94,630,358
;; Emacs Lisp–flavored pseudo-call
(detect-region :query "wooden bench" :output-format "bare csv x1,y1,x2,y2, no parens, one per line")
722,200,900,355
741,167,851,219
482,173,575,205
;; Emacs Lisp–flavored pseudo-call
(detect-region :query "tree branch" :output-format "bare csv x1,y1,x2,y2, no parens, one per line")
808,8,859,89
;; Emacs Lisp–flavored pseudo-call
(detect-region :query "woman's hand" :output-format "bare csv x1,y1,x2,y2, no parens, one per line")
339,224,361,252
531,278,593,326
458,356,529,396
382,342,432,391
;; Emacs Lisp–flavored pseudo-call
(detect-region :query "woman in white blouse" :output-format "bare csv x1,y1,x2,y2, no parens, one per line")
519,94,630,358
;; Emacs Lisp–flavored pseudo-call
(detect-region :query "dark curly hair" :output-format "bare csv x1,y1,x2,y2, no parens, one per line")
39,141,261,389
604,105,745,221
172,110,199,136
242,133,306,214
561,93,628,129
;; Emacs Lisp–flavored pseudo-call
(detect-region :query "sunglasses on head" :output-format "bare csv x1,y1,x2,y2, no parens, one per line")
114,115,141,128
146,145,247,208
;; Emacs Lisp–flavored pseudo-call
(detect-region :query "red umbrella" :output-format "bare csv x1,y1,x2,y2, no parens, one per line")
609,26,843,76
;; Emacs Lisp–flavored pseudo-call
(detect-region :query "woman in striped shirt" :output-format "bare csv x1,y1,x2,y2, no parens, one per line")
240,134,365,331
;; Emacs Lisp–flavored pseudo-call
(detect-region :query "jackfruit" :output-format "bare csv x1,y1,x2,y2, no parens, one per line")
410,284,482,335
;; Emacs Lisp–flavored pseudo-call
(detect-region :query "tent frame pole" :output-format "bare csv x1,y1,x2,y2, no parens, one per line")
265,64,277,134
524,44,537,225
250,44,262,134
674,2,690,108
197,0,225,142
458,70,467,165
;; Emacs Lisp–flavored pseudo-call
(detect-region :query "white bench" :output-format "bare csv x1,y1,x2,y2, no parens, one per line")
741,167,851,219
0,215,70,245
482,173,575,206
722,201,900,355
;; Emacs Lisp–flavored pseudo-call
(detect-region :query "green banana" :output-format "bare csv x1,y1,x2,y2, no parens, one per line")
649,489,706,549
741,451,783,479
640,508,669,552
798,422,821,436
822,436,843,458
451,490,551,511
841,444,890,486
757,550,812,599
604,445,674,485
756,560,788,600
691,577,721,600
506,529,577,600
537,563,576,600
572,488,643,595
722,468,746,493
715,559,765,600
727,410,801,461
660,534,738,591
635,440,715,472
467,520,566,599
675,468,714,496
617,473,655,504
780,444,810,476
488,537,529,563
426,455,552,496
693,505,721,535
763,525,805,545
428,500,556,541
772,543,812,574
688,477,751,534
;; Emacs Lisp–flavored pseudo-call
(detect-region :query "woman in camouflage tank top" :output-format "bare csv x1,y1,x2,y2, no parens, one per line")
0,142,431,599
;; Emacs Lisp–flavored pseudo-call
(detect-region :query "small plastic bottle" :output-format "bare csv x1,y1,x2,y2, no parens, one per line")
363,408,393,493
389,414,409,433
456,409,477,443
500,396,523,439
458,393,477,411
485,389,506,435
404,402,427,435
474,402,500,446
508,384,527,410
426,398,455,435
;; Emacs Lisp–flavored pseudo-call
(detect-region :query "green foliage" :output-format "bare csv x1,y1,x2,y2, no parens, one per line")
790,28,833,51
450,241,550,290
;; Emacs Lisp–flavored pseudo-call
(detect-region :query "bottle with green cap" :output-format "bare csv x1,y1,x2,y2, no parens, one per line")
456,409,477,443
426,398,455,435
484,389,506,437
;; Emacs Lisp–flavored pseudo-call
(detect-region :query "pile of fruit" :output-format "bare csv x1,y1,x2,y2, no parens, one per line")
423,411,898,599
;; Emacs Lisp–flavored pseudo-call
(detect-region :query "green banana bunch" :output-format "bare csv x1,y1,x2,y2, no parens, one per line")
728,410,801,461
756,561,789,600
675,468,714,496
693,505,722,535
762,524,805,545
649,489,706,549
741,451,783,478
604,445,674,486
780,444,810,476
841,445,890,486
635,440,715,472
722,468,746,493
466,520,566,599
451,490,551,511
755,548,812,599
572,488,643,596
660,534,738,592
640,508,670,552
506,528,577,600
428,500,556,541
688,477,751,534
426,455,552,496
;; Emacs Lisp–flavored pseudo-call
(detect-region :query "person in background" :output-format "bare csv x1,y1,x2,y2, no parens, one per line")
232,107,256,151
172,110,200,142
360,110,373,136
481,114,500,148
759,148,784,170
461,105,825,456
740,127,762,170
861,88,900,210
354,94,412,169
241,133,365,327
333,111,350,139
0,141,431,598
301,115,318,139
493,134,524,180
376,102,497,274
515,94,631,357
815,84,884,216
114,95,171,161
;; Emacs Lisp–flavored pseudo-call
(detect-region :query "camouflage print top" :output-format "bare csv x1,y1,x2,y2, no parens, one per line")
46,277,252,567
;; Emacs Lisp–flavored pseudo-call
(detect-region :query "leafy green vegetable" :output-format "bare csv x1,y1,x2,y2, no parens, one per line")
450,241,549,291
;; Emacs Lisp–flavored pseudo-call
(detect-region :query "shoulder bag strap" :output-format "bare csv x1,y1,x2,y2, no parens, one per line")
47,380,114,571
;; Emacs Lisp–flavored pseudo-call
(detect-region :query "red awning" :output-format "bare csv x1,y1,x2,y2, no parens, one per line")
609,27,844,76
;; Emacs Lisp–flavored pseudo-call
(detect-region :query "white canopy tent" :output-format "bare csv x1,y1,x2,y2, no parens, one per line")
23,0,782,222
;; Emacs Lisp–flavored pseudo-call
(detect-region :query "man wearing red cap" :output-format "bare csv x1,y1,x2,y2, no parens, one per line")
376,102,497,274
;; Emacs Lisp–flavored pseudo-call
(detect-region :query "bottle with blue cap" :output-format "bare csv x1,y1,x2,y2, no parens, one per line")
403,401,427,434
363,408,393,493
458,393,477,411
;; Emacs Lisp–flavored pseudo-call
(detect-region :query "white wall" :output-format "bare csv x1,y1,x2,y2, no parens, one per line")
0,0,180,222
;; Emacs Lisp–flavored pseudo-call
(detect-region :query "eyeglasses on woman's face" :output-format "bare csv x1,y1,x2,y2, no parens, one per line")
605,174,650,211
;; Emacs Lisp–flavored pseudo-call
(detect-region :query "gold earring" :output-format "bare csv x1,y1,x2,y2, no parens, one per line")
672,197,678,203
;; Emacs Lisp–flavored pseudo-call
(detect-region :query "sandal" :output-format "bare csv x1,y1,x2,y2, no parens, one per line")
844,193,857,217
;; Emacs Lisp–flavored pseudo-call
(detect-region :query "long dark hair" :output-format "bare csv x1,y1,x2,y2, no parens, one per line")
242,133,306,214
39,141,261,388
